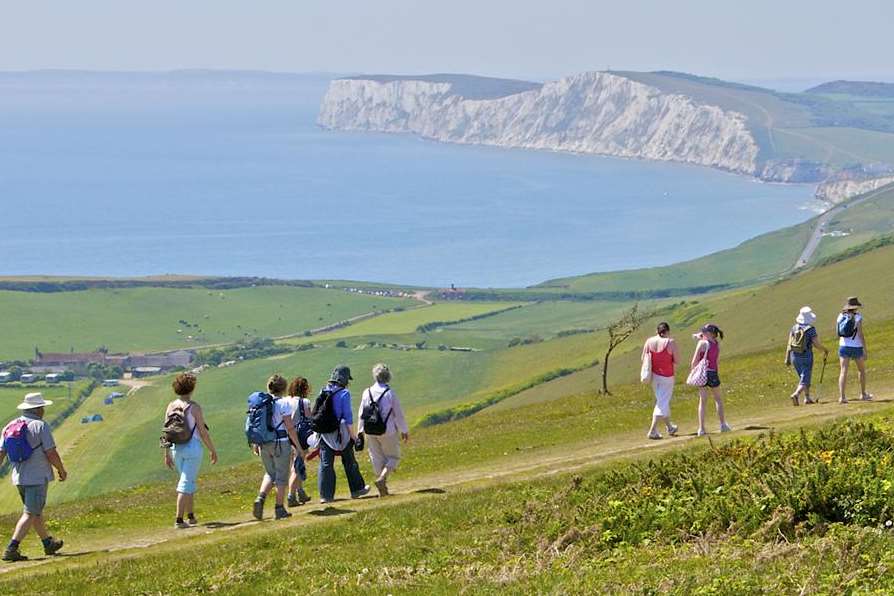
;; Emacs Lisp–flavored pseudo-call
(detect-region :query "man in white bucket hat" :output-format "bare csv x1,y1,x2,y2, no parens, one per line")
0,392,67,562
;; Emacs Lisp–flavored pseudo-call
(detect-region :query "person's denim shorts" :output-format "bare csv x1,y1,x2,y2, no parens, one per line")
792,351,814,387
17,482,48,516
839,346,865,360
703,370,721,388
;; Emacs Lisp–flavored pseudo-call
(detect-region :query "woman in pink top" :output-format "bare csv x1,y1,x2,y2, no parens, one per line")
641,322,680,440
690,323,731,436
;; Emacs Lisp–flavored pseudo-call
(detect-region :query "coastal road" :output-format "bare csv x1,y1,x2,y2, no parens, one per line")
793,184,893,270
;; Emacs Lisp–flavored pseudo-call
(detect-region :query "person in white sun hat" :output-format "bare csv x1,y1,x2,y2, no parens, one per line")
784,306,829,406
0,393,68,562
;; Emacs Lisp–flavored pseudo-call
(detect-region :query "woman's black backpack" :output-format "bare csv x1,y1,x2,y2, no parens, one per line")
361,387,392,436
310,387,341,434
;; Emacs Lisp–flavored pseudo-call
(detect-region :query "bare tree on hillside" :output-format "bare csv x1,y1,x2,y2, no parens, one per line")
601,304,648,395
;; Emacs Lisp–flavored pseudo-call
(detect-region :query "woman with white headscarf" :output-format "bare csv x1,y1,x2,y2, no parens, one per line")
784,306,829,406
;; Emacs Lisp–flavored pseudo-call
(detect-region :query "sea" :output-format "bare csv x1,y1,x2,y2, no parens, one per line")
0,71,816,288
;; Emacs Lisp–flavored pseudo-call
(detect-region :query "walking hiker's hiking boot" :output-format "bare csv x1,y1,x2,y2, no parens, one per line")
274,506,292,520
43,538,64,556
647,432,662,440
720,424,732,433
252,497,265,520
375,478,389,497
174,519,189,530
287,494,300,508
320,498,333,505
351,485,371,499
298,489,311,504
861,393,874,401
187,514,198,526
2,547,26,562
667,424,678,437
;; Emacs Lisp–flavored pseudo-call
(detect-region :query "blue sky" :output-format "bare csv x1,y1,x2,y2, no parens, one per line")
3,1,892,82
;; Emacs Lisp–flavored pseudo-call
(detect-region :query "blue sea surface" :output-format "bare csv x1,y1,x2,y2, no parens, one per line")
0,72,814,287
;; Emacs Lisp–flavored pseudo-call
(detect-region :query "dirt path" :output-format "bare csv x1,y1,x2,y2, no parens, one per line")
4,394,891,576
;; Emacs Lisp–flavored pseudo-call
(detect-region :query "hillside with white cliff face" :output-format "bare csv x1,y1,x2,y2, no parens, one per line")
319,71,761,176
318,70,894,189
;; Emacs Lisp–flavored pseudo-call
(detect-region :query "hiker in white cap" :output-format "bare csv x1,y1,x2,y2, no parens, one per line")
784,306,829,406
0,393,67,562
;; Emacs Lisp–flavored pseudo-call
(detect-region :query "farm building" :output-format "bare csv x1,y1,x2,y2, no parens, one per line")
132,366,162,378
128,350,195,370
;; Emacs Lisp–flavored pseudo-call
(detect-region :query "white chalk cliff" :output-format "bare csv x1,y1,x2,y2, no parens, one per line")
319,72,761,176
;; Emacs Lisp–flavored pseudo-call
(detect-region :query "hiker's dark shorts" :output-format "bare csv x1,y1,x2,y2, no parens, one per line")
839,346,864,360
17,482,48,516
704,370,721,388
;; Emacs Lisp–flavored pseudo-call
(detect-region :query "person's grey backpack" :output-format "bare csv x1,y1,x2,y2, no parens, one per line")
360,387,392,436
161,403,194,447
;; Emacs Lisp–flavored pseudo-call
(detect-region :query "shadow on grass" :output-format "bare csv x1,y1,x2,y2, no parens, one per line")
308,507,354,517
414,488,447,495
204,521,242,529
743,425,771,431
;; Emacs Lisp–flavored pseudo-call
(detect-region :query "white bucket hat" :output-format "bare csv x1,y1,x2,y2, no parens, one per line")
17,392,53,410
796,306,817,325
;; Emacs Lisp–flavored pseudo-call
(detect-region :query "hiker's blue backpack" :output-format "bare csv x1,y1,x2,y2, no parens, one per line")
838,313,858,339
244,392,281,446
2,419,35,463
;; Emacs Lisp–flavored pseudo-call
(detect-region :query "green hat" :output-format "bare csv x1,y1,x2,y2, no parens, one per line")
329,365,353,386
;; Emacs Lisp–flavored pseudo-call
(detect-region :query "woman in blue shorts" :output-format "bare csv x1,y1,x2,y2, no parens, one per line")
837,297,872,404
163,373,218,529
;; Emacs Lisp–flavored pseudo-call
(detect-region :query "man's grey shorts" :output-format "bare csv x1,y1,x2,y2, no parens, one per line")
260,442,292,486
17,482,48,516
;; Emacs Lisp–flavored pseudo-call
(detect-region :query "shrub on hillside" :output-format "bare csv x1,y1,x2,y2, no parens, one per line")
505,421,894,554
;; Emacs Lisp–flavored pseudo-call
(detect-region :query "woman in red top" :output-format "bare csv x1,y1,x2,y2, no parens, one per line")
642,322,680,439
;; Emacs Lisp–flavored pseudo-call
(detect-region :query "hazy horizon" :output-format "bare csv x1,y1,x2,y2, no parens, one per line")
2,1,892,84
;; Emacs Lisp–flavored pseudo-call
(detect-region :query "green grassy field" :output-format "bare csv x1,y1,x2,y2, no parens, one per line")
5,236,894,513
2,341,893,591
0,381,93,424
775,126,894,165
0,286,416,360
539,219,813,293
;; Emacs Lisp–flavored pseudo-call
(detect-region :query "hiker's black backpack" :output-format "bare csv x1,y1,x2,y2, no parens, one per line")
161,402,195,447
310,387,341,434
838,313,858,338
360,387,392,436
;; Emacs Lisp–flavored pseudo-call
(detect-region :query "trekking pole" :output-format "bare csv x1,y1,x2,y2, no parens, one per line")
818,355,828,402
